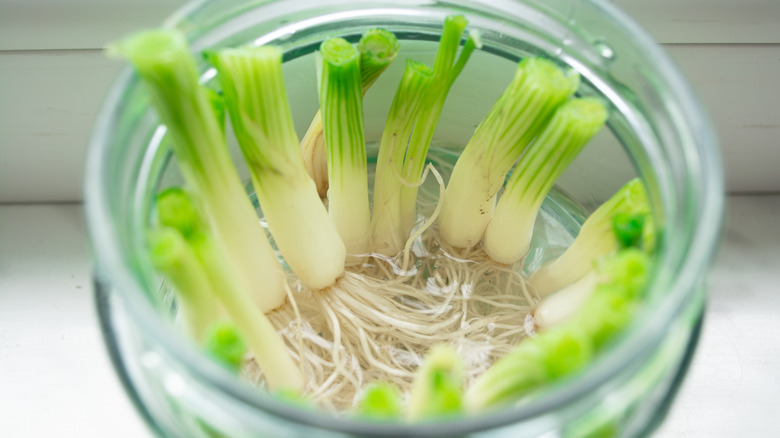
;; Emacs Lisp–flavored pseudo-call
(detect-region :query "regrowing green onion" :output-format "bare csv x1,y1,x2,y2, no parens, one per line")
370,59,434,255
533,217,652,330
204,321,248,372
407,345,464,421
147,227,222,342
531,180,652,329
109,29,288,313
530,178,651,297
398,17,481,238
319,37,371,259
464,340,547,412
439,57,579,249
208,46,346,290
205,88,226,134
152,188,304,391
355,382,404,420
358,29,402,92
483,97,609,264
301,29,400,198
371,15,480,256
466,247,651,412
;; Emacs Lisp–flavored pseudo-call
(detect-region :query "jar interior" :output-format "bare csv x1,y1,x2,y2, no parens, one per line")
87,0,719,435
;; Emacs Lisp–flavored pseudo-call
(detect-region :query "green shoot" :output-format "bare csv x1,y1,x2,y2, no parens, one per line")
371,15,479,255
572,248,651,349
319,37,371,260
204,321,247,372
529,178,650,297
613,213,645,249
208,45,346,290
109,29,287,313
147,227,222,342
594,247,652,300
465,330,591,412
358,29,402,92
467,248,651,412
156,187,203,239
154,188,304,392
407,345,464,421
483,97,608,264
465,340,547,412
370,60,434,255
398,17,481,239
302,29,400,197
538,329,593,379
439,57,579,248
355,382,404,421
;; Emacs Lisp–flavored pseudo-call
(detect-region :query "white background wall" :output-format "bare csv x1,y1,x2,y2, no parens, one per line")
0,0,778,202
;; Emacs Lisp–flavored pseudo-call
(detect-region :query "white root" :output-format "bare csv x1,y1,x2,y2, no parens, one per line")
241,161,539,413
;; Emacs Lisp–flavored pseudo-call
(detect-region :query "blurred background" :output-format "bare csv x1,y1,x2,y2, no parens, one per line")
1,0,777,202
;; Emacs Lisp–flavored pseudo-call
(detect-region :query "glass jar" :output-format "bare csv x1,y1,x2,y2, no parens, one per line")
85,0,723,436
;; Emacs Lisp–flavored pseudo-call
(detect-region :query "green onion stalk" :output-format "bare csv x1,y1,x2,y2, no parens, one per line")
355,382,404,421
534,197,654,328
318,37,371,260
371,15,480,256
397,17,482,240
530,178,651,297
438,57,580,249
532,181,653,330
151,189,304,391
301,29,400,198
208,46,346,290
466,248,651,412
531,271,600,330
571,248,651,350
370,60,434,255
204,321,248,372
109,30,288,312
147,227,222,342
465,328,593,412
483,98,608,265
407,345,464,421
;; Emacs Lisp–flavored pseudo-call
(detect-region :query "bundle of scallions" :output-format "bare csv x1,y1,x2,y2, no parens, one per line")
110,15,656,422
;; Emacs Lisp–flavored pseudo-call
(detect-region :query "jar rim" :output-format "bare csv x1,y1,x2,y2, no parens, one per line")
85,0,723,434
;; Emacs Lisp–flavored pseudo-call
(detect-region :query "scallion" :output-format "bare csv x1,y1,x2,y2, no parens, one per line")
483,97,608,264
318,37,371,260
153,188,304,391
355,382,404,420
439,57,579,248
371,15,480,255
208,46,347,290
109,29,288,313
529,178,650,297
407,345,464,421
301,29,400,197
